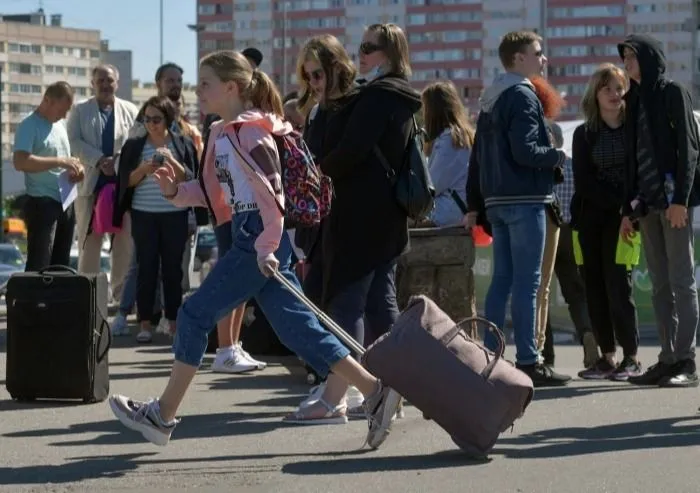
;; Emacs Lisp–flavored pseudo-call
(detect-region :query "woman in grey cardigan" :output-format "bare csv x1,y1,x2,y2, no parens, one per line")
418,81,474,227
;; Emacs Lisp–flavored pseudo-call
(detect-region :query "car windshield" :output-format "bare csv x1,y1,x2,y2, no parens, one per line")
198,232,217,247
0,246,24,267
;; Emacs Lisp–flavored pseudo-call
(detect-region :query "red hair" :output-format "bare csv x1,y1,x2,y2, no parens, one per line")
530,76,565,119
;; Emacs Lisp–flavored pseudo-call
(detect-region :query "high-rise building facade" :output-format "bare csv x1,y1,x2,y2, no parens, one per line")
196,0,699,120
0,11,102,162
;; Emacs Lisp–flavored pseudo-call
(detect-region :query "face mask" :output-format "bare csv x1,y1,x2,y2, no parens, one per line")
365,65,384,82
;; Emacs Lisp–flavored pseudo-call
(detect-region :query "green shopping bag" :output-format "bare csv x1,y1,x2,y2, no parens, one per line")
572,230,583,266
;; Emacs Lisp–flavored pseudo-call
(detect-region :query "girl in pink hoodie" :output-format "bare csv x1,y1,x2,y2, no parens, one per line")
107,50,400,449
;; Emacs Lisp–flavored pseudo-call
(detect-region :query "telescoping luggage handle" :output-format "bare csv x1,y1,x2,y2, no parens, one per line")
439,316,506,381
273,270,365,356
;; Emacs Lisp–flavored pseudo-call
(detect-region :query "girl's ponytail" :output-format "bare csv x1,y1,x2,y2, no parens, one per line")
247,69,284,118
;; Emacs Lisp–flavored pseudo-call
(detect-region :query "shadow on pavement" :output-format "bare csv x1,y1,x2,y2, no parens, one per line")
532,383,643,401
2,410,293,446
281,450,485,475
0,449,481,485
495,415,700,458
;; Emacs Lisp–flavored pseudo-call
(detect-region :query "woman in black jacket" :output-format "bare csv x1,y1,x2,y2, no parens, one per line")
288,24,421,423
113,96,199,343
572,63,641,380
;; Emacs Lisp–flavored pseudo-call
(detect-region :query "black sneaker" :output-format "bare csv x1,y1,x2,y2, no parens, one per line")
628,362,673,386
578,357,616,380
517,363,572,387
660,359,699,388
609,356,643,382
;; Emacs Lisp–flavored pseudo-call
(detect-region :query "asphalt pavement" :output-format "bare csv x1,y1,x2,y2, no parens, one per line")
1,320,700,493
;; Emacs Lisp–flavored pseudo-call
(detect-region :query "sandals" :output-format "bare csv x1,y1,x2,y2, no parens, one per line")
283,398,348,425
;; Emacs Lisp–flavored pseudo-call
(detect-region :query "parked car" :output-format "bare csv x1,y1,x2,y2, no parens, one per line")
193,226,217,272
69,248,112,285
0,243,25,290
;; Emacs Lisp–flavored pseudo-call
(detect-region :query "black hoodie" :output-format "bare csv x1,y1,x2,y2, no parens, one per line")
617,34,700,213
314,73,422,305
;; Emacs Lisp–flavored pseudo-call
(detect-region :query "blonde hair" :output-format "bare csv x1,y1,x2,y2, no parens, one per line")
421,81,475,149
199,50,283,117
296,34,357,115
581,63,628,131
366,23,412,78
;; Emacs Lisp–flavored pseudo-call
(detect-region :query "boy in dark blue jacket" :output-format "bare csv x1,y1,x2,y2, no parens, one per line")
466,31,570,387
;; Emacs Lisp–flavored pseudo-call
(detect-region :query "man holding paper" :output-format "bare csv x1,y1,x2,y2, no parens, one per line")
12,81,85,271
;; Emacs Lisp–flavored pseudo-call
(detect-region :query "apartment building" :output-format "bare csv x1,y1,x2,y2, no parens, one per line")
131,80,200,125
195,0,699,120
0,10,101,160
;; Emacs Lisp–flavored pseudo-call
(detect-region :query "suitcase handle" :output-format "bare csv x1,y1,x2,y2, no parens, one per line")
37,265,78,275
95,319,112,363
441,317,506,380
273,270,365,355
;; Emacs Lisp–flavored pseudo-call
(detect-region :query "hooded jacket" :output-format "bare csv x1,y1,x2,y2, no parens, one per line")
618,34,700,212
466,72,565,211
169,110,293,260
314,74,422,305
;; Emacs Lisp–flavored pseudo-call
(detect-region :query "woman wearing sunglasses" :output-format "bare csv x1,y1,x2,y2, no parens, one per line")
114,96,198,343
286,24,421,423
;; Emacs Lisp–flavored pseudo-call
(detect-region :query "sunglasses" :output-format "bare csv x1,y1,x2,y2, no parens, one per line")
360,42,383,55
144,116,164,124
304,68,324,82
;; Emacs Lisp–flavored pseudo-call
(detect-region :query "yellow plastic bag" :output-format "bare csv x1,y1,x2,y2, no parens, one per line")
572,230,583,266
616,232,641,270
572,229,641,270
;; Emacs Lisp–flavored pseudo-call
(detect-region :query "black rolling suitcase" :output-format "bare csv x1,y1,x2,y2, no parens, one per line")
5,265,111,403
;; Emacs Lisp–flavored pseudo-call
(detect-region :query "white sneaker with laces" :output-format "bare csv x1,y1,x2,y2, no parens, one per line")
211,347,258,374
108,394,179,446
236,342,267,370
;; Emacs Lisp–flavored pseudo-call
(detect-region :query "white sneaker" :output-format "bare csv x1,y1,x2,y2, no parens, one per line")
211,347,258,374
155,318,171,335
346,385,364,409
236,342,267,370
109,395,179,446
136,330,152,343
111,314,130,336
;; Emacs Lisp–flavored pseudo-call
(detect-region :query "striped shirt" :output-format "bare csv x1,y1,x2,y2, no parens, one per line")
131,141,187,213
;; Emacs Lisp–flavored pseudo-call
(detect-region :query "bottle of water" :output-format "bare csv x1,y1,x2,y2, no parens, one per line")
664,173,674,205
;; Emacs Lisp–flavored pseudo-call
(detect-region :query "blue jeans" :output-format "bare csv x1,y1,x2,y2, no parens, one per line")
327,260,400,354
173,211,350,376
484,204,546,365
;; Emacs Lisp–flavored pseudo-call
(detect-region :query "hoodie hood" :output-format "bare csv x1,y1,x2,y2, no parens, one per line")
363,74,423,113
226,109,293,136
617,34,667,88
480,72,534,112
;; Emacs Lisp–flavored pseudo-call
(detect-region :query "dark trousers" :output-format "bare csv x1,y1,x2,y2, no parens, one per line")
326,260,401,355
131,209,189,322
23,196,75,272
578,209,639,356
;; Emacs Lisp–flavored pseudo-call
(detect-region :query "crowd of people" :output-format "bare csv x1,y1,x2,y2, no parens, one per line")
11,24,700,450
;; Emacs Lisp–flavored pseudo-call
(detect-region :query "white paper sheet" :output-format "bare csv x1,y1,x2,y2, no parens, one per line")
57,170,77,211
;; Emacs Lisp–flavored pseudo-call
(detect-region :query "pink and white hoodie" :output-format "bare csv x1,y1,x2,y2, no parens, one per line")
171,109,293,260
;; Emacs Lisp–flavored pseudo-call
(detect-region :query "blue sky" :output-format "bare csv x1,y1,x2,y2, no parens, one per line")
3,0,198,83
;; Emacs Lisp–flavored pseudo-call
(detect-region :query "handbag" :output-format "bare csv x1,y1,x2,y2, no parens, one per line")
374,116,436,220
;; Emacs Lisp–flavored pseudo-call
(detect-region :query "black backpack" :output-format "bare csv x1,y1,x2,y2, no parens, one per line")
373,115,435,220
